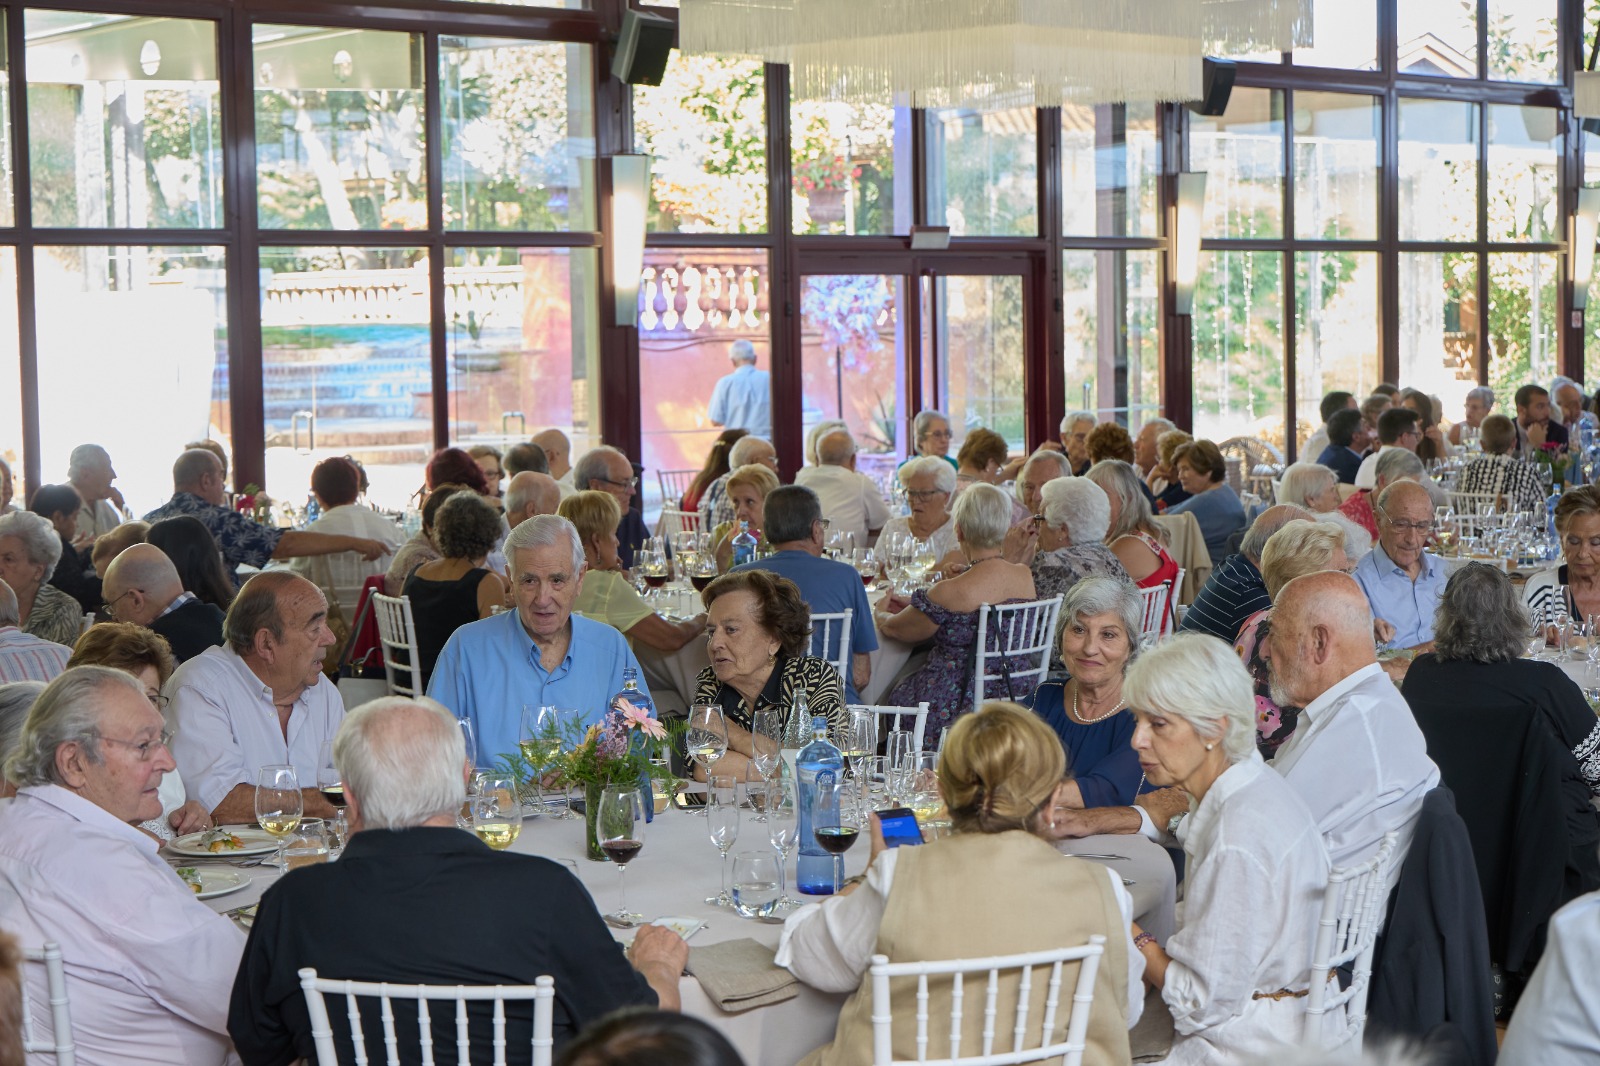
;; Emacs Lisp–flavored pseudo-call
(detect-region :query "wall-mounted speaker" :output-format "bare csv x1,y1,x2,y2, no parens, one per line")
1185,58,1236,117
612,10,675,86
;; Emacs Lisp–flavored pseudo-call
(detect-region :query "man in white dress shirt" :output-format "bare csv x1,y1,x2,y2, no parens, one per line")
1265,571,1439,869
0,666,245,1064
533,428,577,499
1499,887,1600,1064
288,457,402,618
707,338,772,440
793,429,889,546
169,570,345,823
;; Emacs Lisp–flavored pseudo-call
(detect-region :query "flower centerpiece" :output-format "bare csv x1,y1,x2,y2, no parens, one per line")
1530,441,1570,490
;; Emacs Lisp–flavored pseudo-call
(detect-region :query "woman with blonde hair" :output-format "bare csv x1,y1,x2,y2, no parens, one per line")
1151,429,1194,510
710,463,780,572
778,701,1142,1066
560,490,704,653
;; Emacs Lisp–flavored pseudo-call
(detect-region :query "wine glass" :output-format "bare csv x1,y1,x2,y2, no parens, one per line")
750,706,782,782
768,773,801,911
809,769,858,893
283,818,330,871
705,774,740,906
744,763,772,824
906,752,945,826
472,774,523,850
597,786,646,928
687,704,729,815
852,547,878,590
457,716,479,770
731,851,783,919
550,708,581,820
316,740,344,811
836,709,876,788
255,765,303,869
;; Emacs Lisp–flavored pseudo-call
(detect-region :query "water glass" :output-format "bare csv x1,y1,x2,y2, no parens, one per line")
283,818,329,871
767,776,801,911
744,764,772,823
731,851,782,919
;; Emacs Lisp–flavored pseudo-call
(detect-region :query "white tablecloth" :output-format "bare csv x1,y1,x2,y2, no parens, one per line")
194,808,1175,1064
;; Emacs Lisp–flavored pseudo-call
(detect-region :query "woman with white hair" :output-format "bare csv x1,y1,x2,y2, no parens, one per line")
1125,634,1330,1064
878,484,1037,743
1231,520,1350,757
1276,462,1372,561
0,510,81,646
877,456,959,561
0,680,44,798
1009,478,1129,606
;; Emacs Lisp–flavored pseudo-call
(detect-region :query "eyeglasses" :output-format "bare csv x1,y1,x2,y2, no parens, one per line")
147,693,171,711
906,489,947,501
1381,516,1435,534
598,476,639,491
102,588,139,617
95,728,175,762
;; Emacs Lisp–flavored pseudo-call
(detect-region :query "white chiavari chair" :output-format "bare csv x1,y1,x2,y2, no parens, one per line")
1304,832,1399,1052
972,596,1063,708
20,942,76,1065
370,592,421,698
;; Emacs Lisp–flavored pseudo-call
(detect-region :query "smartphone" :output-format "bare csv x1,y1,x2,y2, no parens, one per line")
875,807,925,849
672,791,708,810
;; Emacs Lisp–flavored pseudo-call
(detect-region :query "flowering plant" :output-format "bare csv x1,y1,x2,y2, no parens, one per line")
497,700,677,792
794,154,862,193
1531,440,1570,487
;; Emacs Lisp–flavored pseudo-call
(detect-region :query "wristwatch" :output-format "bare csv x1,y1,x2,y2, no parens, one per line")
1166,811,1187,838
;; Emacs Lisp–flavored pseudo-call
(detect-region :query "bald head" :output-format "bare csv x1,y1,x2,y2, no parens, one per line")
1267,572,1377,708
505,471,561,527
817,430,856,467
531,429,571,478
1240,503,1314,564
102,544,184,625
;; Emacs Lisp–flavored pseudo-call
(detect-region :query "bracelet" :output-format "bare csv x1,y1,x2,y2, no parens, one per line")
1133,932,1157,951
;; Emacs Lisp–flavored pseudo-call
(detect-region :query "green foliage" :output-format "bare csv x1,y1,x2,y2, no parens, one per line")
1194,246,1284,427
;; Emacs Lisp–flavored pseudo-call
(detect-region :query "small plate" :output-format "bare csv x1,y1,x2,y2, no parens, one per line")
652,916,706,940
168,827,279,858
185,867,251,901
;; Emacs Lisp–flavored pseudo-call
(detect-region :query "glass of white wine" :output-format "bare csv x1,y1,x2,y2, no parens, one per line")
284,818,330,871
907,752,944,826
472,773,523,850
687,704,729,816
255,764,303,869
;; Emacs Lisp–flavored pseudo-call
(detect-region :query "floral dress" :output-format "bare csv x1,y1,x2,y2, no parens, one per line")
1234,608,1301,758
887,588,1035,745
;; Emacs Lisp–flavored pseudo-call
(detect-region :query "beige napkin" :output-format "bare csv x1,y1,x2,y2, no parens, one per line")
686,938,800,1013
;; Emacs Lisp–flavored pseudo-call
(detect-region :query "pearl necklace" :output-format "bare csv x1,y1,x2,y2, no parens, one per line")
1072,683,1126,724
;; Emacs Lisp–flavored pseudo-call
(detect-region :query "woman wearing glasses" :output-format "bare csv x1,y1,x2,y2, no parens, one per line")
877,456,960,563
66,622,212,839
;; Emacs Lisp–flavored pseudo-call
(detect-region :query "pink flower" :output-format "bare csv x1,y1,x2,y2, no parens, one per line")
617,699,666,740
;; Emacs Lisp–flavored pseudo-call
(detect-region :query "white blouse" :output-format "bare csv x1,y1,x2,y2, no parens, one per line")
774,843,1145,1027
877,514,959,562
1157,752,1331,1065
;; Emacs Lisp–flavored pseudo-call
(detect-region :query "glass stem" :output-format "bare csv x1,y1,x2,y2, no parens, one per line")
618,866,628,914
721,849,730,896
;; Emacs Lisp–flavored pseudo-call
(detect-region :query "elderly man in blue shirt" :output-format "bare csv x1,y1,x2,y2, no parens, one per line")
1351,480,1446,655
427,514,649,767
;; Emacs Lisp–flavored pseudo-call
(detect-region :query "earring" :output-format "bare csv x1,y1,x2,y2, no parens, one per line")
1205,743,1214,751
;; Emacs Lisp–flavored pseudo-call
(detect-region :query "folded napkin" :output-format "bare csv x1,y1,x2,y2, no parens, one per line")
686,938,800,1013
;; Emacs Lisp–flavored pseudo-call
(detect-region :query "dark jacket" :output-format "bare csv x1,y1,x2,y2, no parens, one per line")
150,598,226,663
1368,786,1497,1066
46,531,100,615
1316,444,1363,485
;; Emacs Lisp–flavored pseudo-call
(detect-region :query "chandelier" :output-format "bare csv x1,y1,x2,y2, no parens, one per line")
680,0,1312,107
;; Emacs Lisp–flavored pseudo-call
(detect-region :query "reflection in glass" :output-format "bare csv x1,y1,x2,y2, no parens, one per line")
1486,0,1558,83
1190,88,1284,240
26,12,219,229
799,274,901,464
634,52,766,234
254,26,426,230
927,102,1037,237
440,37,594,232
34,246,225,512
1487,105,1559,243
937,275,1026,449
1293,92,1379,240
258,247,429,509
1193,250,1284,444
1398,0,1477,77
640,251,770,513
1398,252,1478,418
1063,250,1160,428
1295,251,1378,452
1488,252,1558,405
1399,99,1478,242
448,246,600,492
1061,103,1158,238
791,100,908,236
1292,0,1377,70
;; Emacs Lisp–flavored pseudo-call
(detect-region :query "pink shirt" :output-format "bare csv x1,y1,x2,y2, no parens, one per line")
0,625,70,683
0,785,245,1064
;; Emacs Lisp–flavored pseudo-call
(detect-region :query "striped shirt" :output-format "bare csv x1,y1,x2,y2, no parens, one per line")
0,625,71,682
1177,553,1271,643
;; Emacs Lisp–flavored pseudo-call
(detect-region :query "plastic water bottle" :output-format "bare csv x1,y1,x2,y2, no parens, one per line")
609,667,656,823
796,715,844,895
304,494,320,523
731,521,758,568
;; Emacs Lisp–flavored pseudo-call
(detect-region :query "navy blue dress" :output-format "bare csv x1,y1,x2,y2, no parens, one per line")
1028,678,1148,807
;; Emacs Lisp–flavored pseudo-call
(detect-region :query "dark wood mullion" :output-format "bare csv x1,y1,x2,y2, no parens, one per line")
1476,98,1490,387
1159,101,1191,430
224,4,268,493
594,10,640,458
1036,105,1066,447
7,3,38,500
1379,0,1400,386
1283,88,1298,459
423,31,448,453
1560,0,1584,382
764,61,799,476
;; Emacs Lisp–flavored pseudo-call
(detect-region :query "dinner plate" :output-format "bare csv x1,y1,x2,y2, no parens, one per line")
167,827,279,858
186,867,251,901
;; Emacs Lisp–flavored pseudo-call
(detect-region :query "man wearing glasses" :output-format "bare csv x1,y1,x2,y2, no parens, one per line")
0,666,244,1063
1353,407,1449,508
573,445,651,569
1351,480,1447,658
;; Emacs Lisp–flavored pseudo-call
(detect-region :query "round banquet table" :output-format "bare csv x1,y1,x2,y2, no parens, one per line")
193,805,1177,1064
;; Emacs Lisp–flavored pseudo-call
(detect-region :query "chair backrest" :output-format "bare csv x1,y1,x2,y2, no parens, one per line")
655,507,704,540
370,593,421,698
1136,582,1172,646
973,596,1063,709
299,968,556,1066
657,468,698,506
1449,491,1507,539
869,937,1106,1066
809,609,853,683
20,942,75,1065
847,702,930,753
1305,832,1399,1052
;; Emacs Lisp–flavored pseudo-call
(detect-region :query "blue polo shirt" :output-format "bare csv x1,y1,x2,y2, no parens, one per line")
1351,542,1447,649
732,548,878,703
426,610,648,768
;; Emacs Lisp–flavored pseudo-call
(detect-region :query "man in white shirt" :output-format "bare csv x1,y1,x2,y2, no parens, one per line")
169,570,345,823
1499,888,1600,1065
0,579,69,682
793,429,888,545
288,456,402,618
707,338,771,440
700,435,778,531
533,428,577,498
1265,571,1439,869
67,443,123,544
0,665,244,1064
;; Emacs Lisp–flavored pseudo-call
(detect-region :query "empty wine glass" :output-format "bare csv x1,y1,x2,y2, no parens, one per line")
283,819,330,871
597,786,646,927
744,763,772,824
705,774,740,906
750,706,782,782
255,765,303,869
457,716,479,770
767,774,801,911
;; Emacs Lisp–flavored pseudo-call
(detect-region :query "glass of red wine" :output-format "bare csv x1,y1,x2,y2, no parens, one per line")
316,740,345,810
810,771,861,891
598,786,646,927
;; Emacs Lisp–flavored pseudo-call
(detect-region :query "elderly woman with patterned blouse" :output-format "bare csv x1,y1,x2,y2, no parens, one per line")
1007,477,1129,604
690,570,843,780
1126,633,1331,1064
0,510,81,646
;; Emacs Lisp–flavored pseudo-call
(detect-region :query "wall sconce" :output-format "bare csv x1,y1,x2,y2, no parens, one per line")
606,154,650,327
1172,171,1207,316
1573,187,1600,314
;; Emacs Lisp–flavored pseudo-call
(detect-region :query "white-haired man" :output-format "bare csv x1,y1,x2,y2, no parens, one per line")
532,428,575,497
0,578,69,682
573,445,650,568
228,695,685,1063
504,470,561,529
793,428,889,545
66,443,123,544
1132,418,1177,478
427,515,649,764
699,434,778,530
0,666,245,1064
101,543,225,663
708,338,771,439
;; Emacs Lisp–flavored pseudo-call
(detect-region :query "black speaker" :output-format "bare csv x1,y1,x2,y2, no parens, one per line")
1185,58,1236,117
612,10,675,86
